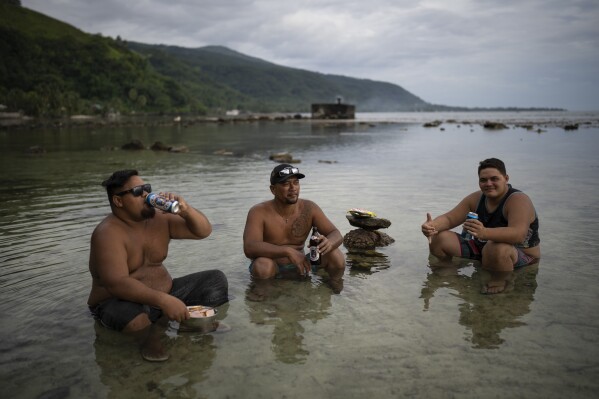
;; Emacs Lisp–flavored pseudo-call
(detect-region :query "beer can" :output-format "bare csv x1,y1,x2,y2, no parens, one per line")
146,193,180,214
462,212,478,240
466,212,478,221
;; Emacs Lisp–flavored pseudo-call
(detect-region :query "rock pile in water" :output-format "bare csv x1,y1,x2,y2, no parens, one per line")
343,214,395,250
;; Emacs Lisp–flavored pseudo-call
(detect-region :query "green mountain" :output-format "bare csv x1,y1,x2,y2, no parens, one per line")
127,43,428,112
0,1,430,117
0,2,205,116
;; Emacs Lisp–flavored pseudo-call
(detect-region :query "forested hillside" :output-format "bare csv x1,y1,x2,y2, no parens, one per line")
0,2,205,116
127,43,428,113
0,1,430,117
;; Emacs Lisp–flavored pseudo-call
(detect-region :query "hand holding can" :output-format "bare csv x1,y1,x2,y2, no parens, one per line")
146,193,180,213
461,212,478,240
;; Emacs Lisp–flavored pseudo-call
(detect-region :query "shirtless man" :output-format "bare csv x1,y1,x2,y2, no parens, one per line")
243,164,345,291
88,170,228,361
421,158,540,294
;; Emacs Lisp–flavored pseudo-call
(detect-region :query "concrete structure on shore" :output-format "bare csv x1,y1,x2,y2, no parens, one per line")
311,97,355,119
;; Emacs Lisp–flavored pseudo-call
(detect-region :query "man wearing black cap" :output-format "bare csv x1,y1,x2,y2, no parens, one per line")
243,164,345,290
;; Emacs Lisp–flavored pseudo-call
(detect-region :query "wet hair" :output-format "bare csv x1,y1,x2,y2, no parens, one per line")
101,169,138,205
478,158,507,176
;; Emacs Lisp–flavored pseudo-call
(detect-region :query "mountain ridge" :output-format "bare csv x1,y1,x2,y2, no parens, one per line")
126,41,428,112
0,2,563,117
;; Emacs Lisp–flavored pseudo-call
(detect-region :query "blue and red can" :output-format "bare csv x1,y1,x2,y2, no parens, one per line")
461,212,478,240
146,193,180,214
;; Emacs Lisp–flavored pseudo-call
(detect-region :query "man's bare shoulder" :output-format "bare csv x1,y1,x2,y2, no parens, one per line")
466,191,482,201
89,215,131,270
457,191,482,209
93,214,117,230
300,198,318,210
91,214,127,241
248,200,275,215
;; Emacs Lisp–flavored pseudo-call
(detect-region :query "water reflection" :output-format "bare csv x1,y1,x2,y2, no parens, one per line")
244,277,333,364
92,304,230,396
346,249,391,275
420,262,539,349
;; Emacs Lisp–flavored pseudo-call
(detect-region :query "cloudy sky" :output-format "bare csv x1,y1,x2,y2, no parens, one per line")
23,0,599,110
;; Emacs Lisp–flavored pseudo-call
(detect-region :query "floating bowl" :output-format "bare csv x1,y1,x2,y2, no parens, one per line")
180,305,218,332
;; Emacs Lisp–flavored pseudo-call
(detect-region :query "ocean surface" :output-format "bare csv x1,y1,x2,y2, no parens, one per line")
1,111,598,398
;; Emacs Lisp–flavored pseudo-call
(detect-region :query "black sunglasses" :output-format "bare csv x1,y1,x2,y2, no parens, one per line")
278,167,299,176
115,184,151,197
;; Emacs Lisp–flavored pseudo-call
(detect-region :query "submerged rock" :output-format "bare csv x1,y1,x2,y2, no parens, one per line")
564,124,579,131
168,145,189,153
150,141,170,151
483,121,508,130
269,152,300,163
121,139,145,150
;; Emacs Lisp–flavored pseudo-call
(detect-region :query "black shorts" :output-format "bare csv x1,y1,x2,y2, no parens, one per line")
89,269,228,331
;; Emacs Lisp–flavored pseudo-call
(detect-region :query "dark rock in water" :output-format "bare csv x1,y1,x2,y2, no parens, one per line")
122,139,145,150
483,121,508,130
343,229,395,250
168,145,189,153
214,148,245,157
564,124,579,131
517,124,534,130
269,152,300,163
423,120,442,128
346,214,391,230
151,141,170,151
344,211,394,250
147,140,187,153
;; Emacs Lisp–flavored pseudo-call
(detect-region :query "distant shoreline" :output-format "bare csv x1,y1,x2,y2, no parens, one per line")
1,110,598,131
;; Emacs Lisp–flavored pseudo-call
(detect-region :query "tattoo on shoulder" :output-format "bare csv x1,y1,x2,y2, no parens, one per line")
292,201,312,237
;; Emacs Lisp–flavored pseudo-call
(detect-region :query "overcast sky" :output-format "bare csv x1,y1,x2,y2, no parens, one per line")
23,0,599,110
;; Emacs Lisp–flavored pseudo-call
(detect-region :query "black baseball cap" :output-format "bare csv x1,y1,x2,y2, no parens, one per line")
270,164,305,185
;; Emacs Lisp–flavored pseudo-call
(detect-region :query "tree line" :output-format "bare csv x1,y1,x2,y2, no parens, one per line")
0,27,213,117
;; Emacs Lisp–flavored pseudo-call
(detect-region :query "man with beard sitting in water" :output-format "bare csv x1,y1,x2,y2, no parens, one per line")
243,164,345,293
87,170,228,361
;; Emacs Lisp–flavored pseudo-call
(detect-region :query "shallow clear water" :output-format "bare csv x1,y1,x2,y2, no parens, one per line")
1,112,599,398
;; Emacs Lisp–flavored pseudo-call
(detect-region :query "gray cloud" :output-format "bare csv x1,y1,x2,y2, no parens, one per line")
23,0,599,110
